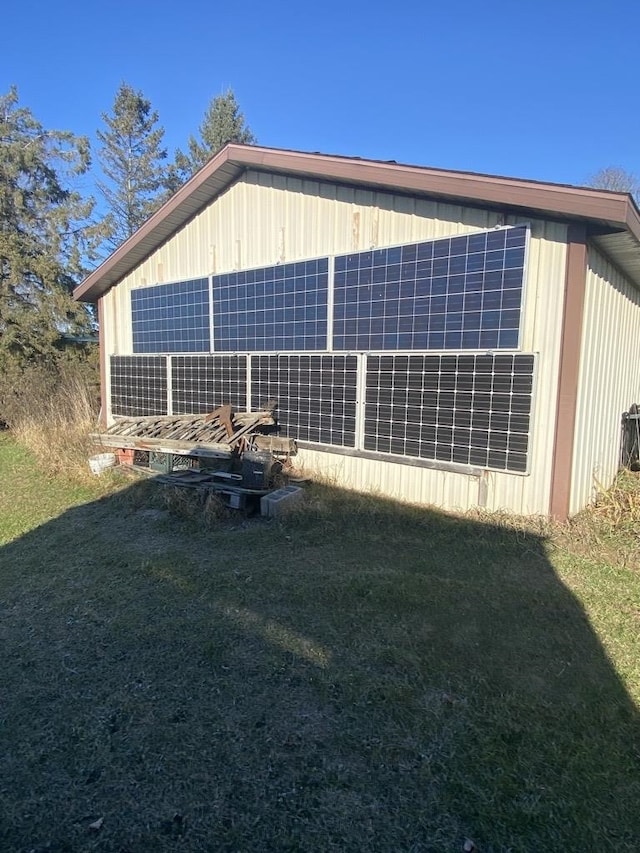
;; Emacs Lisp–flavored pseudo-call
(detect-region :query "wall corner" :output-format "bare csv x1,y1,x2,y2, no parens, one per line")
549,224,588,520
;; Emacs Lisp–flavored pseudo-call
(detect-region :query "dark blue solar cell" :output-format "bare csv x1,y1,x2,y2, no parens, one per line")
432,257,449,277
484,231,504,251
447,293,465,312
433,239,451,259
479,330,499,348
484,270,504,289
461,331,481,348
445,313,464,331
483,291,503,310
505,247,525,267
499,329,519,348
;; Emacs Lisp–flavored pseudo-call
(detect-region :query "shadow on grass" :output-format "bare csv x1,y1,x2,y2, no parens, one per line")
0,478,638,852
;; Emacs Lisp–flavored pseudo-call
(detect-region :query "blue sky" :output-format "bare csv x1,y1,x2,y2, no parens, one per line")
3,0,639,189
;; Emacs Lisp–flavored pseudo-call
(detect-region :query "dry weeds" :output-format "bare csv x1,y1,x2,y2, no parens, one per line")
4,364,100,482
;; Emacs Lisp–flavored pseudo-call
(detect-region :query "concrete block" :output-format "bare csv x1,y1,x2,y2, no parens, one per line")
260,485,304,518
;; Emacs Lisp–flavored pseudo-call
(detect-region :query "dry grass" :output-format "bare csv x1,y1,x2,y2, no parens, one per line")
160,486,236,526
3,364,100,482
549,470,640,571
592,469,640,527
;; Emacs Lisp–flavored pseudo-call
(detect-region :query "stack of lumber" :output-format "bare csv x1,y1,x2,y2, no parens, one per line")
92,405,276,458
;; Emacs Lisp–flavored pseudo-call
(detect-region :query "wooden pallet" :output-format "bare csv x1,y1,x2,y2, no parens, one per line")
91,406,276,457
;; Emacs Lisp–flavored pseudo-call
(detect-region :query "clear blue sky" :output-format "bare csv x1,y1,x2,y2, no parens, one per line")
2,0,639,189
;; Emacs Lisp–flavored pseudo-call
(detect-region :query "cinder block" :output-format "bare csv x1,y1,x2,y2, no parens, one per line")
260,485,304,517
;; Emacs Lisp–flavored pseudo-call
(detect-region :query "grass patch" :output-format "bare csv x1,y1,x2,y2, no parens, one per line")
0,435,639,851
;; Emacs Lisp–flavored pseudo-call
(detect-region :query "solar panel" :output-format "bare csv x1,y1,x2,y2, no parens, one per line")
110,356,168,417
333,225,527,351
251,354,358,446
171,356,248,414
364,353,534,472
213,259,329,351
131,278,210,353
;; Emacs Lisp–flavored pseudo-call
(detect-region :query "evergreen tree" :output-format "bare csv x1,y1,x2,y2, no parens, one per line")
97,82,170,246
175,88,256,178
0,86,99,376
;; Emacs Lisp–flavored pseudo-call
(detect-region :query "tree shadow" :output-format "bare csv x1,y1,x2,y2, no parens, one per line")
0,478,638,852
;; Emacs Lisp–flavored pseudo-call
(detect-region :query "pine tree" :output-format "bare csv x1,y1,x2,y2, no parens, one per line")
97,82,170,246
175,88,256,178
0,86,99,376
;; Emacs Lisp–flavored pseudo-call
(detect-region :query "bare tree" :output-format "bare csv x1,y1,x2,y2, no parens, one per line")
588,166,639,199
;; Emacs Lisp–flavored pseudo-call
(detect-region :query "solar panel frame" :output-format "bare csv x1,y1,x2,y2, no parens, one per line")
363,353,535,473
333,224,528,352
250,354,358,447
171,355,248,414
131,278,210,354
110,356,168,417
212,258,329,352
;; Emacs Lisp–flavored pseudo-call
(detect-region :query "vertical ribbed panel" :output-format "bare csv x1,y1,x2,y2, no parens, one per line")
105,170,506,313
296,448,480,511
570,249,640,513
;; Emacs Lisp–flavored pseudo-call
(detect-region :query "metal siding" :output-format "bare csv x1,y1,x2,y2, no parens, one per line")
108,170,511,315
570,249,640,513
487,220,567,515
296,448,479,510
103,171,569,514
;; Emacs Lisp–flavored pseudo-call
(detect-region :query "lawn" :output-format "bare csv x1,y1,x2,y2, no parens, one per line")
1,433,639,852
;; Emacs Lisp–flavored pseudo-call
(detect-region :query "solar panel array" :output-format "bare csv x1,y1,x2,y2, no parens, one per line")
212,259,329,351
171,356,248,414
333,225,526,351
364,354,534,471
251,355,358,446
110,356,168,417
132,278,210,353
120,226,534,473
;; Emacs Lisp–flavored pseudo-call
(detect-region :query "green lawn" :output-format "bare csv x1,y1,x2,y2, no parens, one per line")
1,433,639,852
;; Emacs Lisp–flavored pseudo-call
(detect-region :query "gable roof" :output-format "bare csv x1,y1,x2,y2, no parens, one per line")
74,144,640,302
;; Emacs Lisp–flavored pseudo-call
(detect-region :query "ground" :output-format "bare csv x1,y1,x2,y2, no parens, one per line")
1,434,639,852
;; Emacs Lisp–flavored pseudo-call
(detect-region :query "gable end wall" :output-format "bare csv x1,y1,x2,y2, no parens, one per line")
101,170,569,515
570,248,640,513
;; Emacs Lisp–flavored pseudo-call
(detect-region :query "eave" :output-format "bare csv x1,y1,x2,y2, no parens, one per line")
74,144,640,302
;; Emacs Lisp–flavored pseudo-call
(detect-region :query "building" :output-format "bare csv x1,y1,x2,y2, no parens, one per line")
74,145,640,519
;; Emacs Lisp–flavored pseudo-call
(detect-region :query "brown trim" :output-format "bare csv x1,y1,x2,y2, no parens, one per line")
97,297,107,428
235,146,635,225
73,144,640,303
549,224,588,520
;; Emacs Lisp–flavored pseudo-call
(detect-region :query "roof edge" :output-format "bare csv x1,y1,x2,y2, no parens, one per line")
74,144,640,302
74,145,236,301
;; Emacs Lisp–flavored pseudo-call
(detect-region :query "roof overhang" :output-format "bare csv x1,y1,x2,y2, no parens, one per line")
74,144,640,302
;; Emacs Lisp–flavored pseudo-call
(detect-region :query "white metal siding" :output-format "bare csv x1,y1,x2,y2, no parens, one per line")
296,448,480,511
570,248,640,513
102,171,569,515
